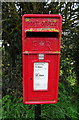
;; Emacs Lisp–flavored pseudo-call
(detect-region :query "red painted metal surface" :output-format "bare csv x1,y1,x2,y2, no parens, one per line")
22,14,62,104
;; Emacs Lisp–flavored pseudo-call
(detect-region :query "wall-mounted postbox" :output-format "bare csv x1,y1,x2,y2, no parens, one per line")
22,14,62,104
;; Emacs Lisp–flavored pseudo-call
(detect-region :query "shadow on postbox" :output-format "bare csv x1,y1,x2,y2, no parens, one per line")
22,14,62,104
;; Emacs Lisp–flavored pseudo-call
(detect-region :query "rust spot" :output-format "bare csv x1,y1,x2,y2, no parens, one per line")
53,20,57,23
25,18,30,22
54,51,60,53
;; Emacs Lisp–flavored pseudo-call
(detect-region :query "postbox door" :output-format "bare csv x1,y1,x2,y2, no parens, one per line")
24,54,60,102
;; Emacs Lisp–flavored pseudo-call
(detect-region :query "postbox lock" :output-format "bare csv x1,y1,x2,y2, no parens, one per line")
30,77,32,80
38,54,44,60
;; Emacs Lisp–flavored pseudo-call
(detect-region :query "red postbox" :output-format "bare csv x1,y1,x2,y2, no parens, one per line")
22,14,62,104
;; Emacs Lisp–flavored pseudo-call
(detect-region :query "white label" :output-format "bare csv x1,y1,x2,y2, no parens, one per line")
34,62,48,90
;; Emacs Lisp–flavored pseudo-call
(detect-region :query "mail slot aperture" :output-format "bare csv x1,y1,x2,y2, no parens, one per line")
26,32,59,37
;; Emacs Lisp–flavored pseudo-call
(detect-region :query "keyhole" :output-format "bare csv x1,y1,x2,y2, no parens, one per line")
30,77,32,80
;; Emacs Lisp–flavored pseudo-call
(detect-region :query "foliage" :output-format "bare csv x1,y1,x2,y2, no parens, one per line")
2,49,22,97
2,95,34,119
2,82,79,119
42,83,78,120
